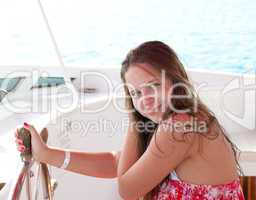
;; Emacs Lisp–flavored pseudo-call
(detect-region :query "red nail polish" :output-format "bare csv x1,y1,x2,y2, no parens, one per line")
24,122,29,127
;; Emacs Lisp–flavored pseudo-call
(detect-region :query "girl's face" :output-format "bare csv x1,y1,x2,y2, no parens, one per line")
125,63,172,123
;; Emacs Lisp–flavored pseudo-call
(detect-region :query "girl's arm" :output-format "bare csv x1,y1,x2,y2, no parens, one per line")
117,124,140,177
41,147,121,179
117,116,195,199
15,123,122,179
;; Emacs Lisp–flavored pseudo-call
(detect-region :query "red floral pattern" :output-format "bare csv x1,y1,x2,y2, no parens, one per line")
152,178,245,200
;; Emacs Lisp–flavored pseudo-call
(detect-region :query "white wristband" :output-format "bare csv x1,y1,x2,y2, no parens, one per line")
60,150,70,169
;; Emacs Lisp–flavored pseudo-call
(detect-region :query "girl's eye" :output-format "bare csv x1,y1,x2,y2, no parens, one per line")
149,82,161,89
130,90,141,97
153,82,161,87
135,91,142,97
129,82,160,97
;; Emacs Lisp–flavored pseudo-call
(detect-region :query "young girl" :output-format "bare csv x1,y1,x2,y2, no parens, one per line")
15,41,245,200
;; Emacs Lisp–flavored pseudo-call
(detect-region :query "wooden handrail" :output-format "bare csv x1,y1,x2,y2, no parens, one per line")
239,176,256,200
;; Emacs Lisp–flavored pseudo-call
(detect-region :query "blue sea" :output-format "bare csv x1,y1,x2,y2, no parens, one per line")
0,0,255,74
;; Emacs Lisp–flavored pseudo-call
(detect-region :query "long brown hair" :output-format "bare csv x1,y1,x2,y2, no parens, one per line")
120,41,243,199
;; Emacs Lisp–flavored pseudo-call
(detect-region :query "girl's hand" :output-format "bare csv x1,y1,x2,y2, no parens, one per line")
14,122,48,162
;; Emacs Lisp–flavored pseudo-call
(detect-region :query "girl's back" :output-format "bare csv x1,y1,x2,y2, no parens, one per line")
152,119,244,200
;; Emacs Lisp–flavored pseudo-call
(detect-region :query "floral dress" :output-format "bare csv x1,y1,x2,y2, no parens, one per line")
152,177,245,200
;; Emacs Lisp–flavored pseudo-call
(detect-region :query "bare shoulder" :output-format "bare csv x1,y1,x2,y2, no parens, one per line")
163,113,198,142
148,113,198,160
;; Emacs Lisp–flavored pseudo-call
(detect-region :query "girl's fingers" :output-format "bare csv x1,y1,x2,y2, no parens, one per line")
14,127,26,152
18,145,25,149
23,122,38,137
17,146,25,152
15,138,23,145
23,122,32,132
18,148,25,153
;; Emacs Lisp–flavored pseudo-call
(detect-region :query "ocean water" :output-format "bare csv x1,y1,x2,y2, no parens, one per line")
0,0,255,74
